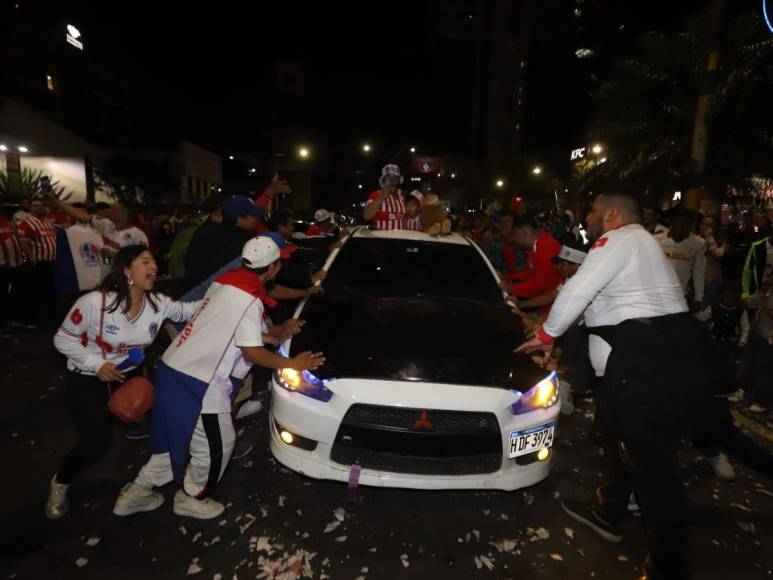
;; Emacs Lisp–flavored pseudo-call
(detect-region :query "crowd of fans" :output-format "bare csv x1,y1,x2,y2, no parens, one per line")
0,163,771,576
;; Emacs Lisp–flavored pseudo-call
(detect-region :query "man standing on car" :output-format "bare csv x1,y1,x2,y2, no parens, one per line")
362,164,406,231
516,190,710,580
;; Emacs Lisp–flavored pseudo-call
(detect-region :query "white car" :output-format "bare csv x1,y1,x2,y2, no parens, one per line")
269,228,560,491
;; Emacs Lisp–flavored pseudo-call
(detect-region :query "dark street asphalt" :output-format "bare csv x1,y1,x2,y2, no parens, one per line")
1,330,772,580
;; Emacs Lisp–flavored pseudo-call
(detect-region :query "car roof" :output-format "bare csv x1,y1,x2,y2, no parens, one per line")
351,227,470,246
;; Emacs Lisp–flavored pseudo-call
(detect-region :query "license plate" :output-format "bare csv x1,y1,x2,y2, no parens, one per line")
509,422,556,459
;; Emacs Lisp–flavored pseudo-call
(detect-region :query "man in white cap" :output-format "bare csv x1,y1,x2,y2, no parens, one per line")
305,209,336,236
363,164,406,230
113,237,324,520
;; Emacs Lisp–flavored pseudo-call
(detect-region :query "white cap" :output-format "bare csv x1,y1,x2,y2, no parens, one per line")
379,163,404,185
242,236,281,269
407,190,423,205
314,208,332,223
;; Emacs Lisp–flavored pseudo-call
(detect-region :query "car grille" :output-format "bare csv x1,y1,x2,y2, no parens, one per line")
330,404,502,476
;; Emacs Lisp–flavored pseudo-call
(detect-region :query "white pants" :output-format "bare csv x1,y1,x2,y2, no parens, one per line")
134,413,235,498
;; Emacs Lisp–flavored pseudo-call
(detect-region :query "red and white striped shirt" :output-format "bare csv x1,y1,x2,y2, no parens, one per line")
17,216,57,263
403,215,422,231
366,191,407,231
0,214,23,268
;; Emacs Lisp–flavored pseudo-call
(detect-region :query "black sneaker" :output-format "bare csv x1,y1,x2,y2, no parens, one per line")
561,499,623,543
125,423,150,440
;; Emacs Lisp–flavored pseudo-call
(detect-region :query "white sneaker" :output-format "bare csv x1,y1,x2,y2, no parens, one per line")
235,399,263,420
727,389,745,404
173,489,224,519
706,453,736,481
45,475,70,519
749,404,768,413
113,482,165,516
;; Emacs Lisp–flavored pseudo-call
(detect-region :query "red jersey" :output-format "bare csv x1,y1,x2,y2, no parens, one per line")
509,231,563,299
0,214,23,268
305,224,322,236
366,191,406,231
17,216,57,262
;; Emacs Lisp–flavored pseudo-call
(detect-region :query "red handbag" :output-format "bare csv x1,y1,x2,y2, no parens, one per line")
97,292,155,423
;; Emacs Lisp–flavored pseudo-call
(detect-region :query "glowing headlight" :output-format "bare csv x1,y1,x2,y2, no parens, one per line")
510,372,559,415
276,347,334,402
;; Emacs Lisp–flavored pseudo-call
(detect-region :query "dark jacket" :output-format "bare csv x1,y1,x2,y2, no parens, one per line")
181,220,250,294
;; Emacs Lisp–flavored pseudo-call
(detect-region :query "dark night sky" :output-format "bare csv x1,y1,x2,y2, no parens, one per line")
32,0,764,195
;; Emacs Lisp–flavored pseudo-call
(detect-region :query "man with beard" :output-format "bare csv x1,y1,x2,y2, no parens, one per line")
516,191,710,580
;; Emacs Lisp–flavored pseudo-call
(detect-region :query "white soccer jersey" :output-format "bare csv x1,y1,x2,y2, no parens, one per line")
91,218,149,250
655,232,707,302
55,291,200,375
543,224,687,377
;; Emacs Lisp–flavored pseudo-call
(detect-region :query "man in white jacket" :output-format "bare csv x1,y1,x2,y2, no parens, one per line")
516,192,710,580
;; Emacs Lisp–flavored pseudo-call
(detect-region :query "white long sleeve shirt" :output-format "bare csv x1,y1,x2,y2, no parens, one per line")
55,291,200,375
655,232,707,302
543,224,687,377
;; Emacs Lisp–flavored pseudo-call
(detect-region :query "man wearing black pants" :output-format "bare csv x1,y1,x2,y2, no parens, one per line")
517,191,710,580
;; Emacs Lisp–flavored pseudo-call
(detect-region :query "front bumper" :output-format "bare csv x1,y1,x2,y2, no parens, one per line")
269,376,559,491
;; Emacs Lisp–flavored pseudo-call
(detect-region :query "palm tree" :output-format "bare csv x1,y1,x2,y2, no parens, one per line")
582,10,773,206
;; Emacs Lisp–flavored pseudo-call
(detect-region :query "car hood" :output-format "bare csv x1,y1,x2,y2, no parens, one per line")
286,290,548,391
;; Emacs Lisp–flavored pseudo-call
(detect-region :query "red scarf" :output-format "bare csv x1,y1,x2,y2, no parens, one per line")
215,267,278,309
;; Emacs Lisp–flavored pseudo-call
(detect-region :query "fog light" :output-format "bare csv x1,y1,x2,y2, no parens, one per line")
280,430,294,445
537,448,551,461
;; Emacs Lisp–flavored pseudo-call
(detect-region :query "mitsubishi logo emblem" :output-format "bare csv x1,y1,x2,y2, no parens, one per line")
413,411,433,430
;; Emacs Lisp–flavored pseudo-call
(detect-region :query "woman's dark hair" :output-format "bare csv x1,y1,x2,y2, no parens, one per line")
98,245,159,314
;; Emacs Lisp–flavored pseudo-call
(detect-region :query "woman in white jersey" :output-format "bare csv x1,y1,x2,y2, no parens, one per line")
45,245,200,519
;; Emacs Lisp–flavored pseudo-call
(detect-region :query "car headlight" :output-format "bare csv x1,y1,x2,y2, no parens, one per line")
275,346,334,402
510,372,559,415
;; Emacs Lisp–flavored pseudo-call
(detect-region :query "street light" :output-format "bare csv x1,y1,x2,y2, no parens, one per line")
228,155,234,160
298,146,309,159
591,144,603,155
496,179,504,188
18,146,29,153
357,184,363,189
362,143,371,153
532,166,542,175
451,173,456,179
0,144,7,152
410,147,416,153
598,157,608,164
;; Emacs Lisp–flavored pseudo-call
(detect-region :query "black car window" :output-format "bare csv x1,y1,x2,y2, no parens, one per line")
324,237,502,303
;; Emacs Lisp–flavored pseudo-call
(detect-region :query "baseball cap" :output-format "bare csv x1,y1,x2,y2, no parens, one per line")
379,164,403,185
242,236,281,269
407,190,423,205
223,195,265,222
258,232,294,259
314,208,332,223
551,244,588,265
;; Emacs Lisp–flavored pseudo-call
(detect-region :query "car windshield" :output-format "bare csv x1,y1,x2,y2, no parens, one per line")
324,237,503,303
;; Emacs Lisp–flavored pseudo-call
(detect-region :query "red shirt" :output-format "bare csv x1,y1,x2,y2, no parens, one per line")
366,191,406,231
44,210,73,229
305,224,322,236
17,216,57,263
509,231,563,299
0,214,23,268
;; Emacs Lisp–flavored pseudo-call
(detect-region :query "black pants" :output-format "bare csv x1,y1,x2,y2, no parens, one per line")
745,335,773,406
22,261,57,323
57,371,114,484
595,437,686,580
0,266,22,326
591,315,711,580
